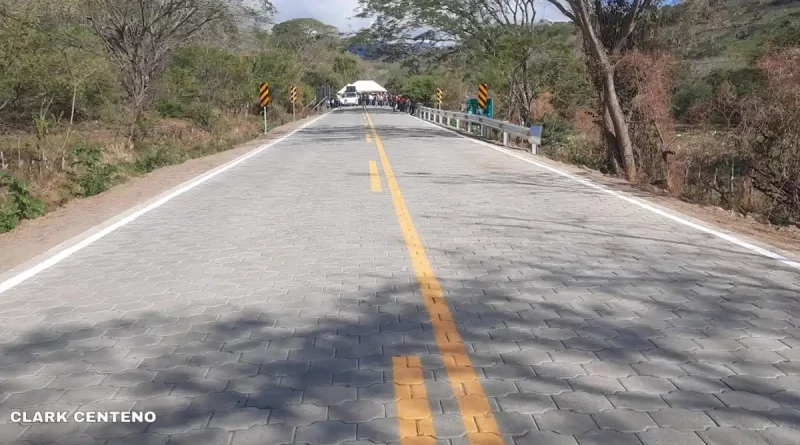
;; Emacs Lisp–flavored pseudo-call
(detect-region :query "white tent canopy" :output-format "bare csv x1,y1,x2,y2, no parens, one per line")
337,80,388,97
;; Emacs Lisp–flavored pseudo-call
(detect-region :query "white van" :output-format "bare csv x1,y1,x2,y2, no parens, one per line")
340,92,359,106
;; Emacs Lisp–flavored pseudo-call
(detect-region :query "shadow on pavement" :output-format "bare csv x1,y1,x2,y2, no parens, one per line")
1,232,799,444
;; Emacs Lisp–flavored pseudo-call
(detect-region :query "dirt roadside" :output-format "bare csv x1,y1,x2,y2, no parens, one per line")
0,115,321,275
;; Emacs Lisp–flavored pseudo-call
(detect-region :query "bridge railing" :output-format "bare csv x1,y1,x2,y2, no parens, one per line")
416,106,543,154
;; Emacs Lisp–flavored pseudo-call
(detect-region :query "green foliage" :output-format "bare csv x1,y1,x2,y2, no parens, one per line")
0,201,20,233
186,103,221,132
539,116,574,147
401,75,438,103
0,171,46,233
155,98,186,118
767,17,800,48
133,143,185,173
706,67,765,96
672,75,714,120
68,144,117,197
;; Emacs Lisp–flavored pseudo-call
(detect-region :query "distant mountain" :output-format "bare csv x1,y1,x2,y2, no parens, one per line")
349,41,440,61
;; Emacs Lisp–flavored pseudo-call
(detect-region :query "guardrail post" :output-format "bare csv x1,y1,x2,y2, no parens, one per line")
456,118,460,130
503,132,509,146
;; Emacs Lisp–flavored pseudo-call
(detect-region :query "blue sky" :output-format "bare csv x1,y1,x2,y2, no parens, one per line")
271,0,569,33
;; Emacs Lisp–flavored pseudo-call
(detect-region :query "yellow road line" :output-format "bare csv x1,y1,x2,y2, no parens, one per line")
369,160,382,192
366,112,503,445
393,356,435,445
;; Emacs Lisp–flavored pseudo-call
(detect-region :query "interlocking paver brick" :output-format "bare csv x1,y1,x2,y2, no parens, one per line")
758,427,800,445
582,362,636,378
699,427,771,445
638,428,706,445
492,412,537,436
534,411,599,435
208,407,270,430
717,391,781,410
355,418,398,443
514,431,579,445
187,391,248,412
592,409,656,432
295,421,357,445
230,424,294,445
552,392,613,413
576,430,643,445
497,394,557,414
268,403,328,426
329,401,386,422
533,363,587,379
607,392,669,411
164,427,231,445
708,407,777,429
650,408,716,430
104,432,169,445
662,390,725,410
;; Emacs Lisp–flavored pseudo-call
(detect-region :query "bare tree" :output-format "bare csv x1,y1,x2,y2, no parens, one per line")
86,0,273,142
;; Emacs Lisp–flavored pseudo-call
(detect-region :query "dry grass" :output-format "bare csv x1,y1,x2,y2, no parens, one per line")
0,112,263,210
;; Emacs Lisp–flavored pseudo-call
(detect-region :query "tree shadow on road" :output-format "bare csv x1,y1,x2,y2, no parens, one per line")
1,159,800,444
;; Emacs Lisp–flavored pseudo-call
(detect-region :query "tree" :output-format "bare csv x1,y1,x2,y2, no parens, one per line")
86,0,273,141
356,0,557,124
543,0,659,180
271,18,339,71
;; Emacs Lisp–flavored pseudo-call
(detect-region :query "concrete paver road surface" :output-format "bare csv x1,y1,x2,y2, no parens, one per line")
0,108,799,445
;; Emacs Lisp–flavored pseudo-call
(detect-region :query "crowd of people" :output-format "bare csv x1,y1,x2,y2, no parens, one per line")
326,92,418,115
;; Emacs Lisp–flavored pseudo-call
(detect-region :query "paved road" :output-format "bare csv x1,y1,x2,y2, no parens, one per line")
0,108,799,445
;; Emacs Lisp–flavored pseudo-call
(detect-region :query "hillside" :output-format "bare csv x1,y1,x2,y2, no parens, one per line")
686,0,800,67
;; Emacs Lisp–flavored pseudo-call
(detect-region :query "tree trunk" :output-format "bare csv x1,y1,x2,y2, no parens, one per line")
600,65,637,181
602,105,622,175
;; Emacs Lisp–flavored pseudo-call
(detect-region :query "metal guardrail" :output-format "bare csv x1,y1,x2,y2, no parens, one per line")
417,107,543,154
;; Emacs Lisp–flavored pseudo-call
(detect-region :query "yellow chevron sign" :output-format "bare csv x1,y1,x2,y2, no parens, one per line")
435,88,443,105
478,83,488,109
290,86,298,103
259,83,271,108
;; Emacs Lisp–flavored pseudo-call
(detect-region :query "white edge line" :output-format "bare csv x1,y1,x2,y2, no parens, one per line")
414,115,800,271
0,112,331,295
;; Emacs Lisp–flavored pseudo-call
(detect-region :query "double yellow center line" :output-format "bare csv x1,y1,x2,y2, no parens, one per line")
365,111,503,445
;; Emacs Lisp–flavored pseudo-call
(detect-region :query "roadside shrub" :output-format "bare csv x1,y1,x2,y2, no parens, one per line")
135,111,162,140
134,143,185,173
155,99,186,118
186,103,221,132
673,79,714,122
0,200,19,233
539,115,573,147
736,47,800,225
0,171,47,233
68,144,118,198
